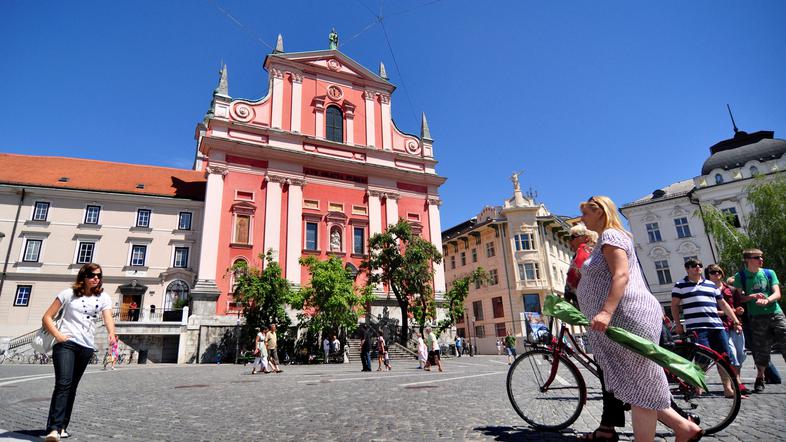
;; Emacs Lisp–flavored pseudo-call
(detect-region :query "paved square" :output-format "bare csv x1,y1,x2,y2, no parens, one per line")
0,355,784,441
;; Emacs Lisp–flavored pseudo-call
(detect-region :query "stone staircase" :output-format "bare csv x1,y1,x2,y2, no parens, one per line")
346,338,417,362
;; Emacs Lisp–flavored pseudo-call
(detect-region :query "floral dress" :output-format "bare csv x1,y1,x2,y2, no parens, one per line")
576,228,670,409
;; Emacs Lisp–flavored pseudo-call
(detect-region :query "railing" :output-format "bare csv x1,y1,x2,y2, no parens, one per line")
9,329,37,350
112,307,185,323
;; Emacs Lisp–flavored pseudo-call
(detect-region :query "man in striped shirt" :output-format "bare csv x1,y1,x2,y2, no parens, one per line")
671,259,741,369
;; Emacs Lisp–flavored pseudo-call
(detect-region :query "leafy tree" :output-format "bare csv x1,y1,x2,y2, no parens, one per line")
436,268,486,336
361,220,443,345
290,256,375,337
230,250,292,346
700,175,786,307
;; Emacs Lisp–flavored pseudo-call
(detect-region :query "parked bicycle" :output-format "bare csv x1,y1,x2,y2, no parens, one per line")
507,317,740,435
0,349,26,364
28,351,51,365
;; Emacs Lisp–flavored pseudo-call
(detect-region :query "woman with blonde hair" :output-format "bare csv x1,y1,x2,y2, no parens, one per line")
577,196,702,442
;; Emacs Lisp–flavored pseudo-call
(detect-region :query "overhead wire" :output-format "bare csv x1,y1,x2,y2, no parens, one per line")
207,0,276,52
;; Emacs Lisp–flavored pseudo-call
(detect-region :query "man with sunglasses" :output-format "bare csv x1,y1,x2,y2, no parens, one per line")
733,248,785,393
671,258,740,396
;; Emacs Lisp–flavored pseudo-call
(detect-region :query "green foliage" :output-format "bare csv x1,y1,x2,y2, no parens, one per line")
361,220,443,344
291,255,375,336
700,176,786,306
436,268,486,336
230,250,292,346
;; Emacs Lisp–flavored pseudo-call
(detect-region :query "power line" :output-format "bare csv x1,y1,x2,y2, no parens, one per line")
379,20,419,126
207,0,276,52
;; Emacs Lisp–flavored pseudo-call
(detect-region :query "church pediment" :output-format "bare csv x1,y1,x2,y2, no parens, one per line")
267,50,392,88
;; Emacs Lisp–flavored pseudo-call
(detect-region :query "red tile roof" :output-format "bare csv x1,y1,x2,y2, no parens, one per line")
0,153,206,200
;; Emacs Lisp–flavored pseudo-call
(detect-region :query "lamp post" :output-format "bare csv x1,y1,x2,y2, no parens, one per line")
234,316,240,365
471,316,477,357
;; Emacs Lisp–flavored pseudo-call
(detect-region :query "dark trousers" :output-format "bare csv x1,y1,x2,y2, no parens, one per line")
597,366,625,428
47,341,94,432
361,350,371,370
743,317,782,382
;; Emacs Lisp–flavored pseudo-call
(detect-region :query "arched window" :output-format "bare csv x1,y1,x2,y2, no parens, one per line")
230,257,248,293
326,105,343,142
715,173,724,185
750,166,759,176
164,280,190,310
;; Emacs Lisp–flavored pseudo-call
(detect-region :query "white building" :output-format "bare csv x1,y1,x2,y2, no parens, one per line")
0,153,205,362
621,129,786,304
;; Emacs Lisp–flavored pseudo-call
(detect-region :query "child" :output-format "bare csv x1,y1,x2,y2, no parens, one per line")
383,350,392,371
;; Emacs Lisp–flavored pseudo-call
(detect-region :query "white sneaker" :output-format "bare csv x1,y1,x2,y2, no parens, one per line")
44,430,60,442
60,429,70,438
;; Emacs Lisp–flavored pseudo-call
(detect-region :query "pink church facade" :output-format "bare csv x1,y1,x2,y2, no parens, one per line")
193,41,446,317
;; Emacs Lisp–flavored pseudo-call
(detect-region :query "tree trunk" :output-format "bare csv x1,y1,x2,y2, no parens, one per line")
397,298,409,345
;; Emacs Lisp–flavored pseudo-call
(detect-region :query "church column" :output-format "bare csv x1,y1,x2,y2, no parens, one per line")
380,94,392,151
270,68,284,129
344,104,355,145
368,190,382,236
290,72,303,133
364,90,376,147
264,174,285,260
285,178,305,286
385,193,399,228
427,197,446,294
191,164,228,315
314,97,325,139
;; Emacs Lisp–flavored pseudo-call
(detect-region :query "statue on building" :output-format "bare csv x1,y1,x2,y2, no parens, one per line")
330,227,342,251
329,28,339,50
510,170,523,192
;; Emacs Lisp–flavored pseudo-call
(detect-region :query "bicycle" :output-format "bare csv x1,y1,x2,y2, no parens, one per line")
507,318,740,435
28,351,51,364
0,349,25,364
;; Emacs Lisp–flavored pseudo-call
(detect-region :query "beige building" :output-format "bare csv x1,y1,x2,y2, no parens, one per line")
0,154,205,362
442,177,573,354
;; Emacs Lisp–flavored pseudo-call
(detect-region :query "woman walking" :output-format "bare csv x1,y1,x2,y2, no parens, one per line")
577,197,702,442
42,263,115,442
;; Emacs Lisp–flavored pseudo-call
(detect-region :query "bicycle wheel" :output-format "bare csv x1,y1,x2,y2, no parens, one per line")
28,354,38,364
669,346,740,435
507,348,586,430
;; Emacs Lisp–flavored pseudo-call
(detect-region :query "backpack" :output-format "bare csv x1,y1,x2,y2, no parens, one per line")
738,268,774,295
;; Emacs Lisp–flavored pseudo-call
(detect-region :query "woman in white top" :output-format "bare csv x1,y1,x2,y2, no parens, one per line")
252,327,270,374
42,263,115,442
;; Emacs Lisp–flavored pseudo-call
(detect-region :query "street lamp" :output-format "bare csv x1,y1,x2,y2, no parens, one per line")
471,316,477,357
234,316,240,365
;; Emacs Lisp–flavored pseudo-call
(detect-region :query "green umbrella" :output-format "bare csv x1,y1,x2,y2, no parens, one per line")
543,295,707,391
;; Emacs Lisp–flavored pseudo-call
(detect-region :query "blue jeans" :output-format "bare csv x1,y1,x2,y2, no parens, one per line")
727,329,746,368
694,328,732,363
47,341,94,432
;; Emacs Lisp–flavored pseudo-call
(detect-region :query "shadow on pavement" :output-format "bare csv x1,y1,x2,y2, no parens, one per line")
474,426,578,441
1,429,45,441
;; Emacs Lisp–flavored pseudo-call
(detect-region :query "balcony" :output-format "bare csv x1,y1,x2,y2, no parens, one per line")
516,280,546,291
112,306,189,336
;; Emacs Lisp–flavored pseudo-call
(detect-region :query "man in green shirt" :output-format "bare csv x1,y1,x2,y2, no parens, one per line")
733,248,786,393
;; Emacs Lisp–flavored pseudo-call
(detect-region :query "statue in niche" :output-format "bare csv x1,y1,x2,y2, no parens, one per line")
330,227,342,251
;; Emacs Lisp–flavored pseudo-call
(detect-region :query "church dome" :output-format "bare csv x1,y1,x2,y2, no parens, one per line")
701,130,786,175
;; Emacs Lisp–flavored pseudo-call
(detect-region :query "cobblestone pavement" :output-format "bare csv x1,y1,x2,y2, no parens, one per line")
0,355,784,441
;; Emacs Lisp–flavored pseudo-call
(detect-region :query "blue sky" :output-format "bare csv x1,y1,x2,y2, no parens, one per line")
3,1,785,229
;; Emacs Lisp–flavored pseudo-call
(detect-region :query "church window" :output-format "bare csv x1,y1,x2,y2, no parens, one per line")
326,106,343,143
750,166,759,176
715,174,724,185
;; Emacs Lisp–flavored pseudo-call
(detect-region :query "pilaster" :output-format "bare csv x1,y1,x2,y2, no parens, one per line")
384,192,399,228
264,174,285,259
314,97,325,139
380,94,392,151
196,165,228,282
364,90,376,147
368,190,382,235
290,72,303,133
344,103,355,145
427,197,446,294
270,68,284,129
285,178,306,285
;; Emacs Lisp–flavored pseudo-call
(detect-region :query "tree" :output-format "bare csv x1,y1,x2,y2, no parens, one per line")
290,256,374,337
700,175,786,306
361,220,443,345
230,250,292,346
436,268,486,336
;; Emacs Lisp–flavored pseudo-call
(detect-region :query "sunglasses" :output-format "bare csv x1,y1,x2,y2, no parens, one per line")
86,272,103,279
687,264,703,269
569,234,583,239
746,256,764,260
708,270,723,275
